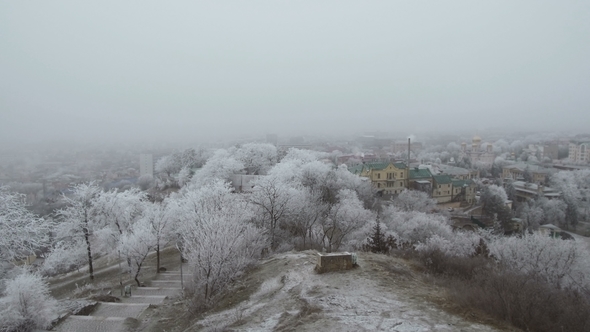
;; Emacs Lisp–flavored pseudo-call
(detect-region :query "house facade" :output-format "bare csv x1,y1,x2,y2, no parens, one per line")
349,162,408,196
569,141,590,163
502,164,550,185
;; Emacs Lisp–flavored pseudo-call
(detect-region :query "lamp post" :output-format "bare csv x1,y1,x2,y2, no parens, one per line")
118,249,123,297
176,236,184,295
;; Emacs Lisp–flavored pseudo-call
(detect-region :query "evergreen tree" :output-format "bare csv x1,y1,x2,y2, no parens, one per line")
365,221,388,254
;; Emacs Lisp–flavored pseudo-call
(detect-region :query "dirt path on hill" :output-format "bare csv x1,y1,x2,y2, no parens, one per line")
137,251,519,332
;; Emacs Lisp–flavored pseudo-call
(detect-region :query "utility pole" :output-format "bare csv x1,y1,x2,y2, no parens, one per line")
407,138,411,190
118,250,123,297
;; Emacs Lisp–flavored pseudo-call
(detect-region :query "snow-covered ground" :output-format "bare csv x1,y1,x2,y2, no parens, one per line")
192,251,505,332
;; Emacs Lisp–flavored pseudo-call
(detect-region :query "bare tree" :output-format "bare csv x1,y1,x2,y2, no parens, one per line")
56,182,102,280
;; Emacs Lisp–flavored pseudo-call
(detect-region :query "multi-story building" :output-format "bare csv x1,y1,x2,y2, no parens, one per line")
409,167,433,194
569,141,590,163
349,162,408,196
430,175,476,206
139,154,153,177
460,136,495,166
432,175,453,203
509,181,561,204
524,143,558,160
451,179,476,205
502,163,551,185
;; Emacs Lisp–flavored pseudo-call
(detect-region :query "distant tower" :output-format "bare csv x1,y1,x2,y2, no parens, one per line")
472,135,482,150
139,154,154,177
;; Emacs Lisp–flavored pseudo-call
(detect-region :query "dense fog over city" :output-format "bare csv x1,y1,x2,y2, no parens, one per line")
4,2,590,332
2,1,590,146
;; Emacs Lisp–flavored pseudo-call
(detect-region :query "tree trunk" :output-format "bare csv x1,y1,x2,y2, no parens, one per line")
156,244,160,273
84,227,94,281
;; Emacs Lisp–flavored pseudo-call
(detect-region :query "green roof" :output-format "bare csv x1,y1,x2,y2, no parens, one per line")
409,168,432,179
451,179,475,187
348,162,408,174
348,164,365,174
393,162,407,169
433,175,453,184
364,162,390,170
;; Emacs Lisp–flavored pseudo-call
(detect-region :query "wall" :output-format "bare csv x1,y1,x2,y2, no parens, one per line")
315,252,354,273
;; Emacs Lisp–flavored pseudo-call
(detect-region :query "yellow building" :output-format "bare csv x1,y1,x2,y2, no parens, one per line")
432,175,453,203
431,175,476,206
349,162,408,195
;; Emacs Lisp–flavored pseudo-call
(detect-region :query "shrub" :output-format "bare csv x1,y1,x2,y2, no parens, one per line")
0,270,58,332
449,270,590,332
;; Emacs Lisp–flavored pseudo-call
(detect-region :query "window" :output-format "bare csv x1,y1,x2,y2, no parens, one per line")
377,173,381,179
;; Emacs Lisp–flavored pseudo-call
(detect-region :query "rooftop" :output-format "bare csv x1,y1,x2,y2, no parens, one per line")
409,167,432,179
433,175,453,184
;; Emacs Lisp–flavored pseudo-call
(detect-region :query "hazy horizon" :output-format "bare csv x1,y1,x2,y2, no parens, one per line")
2,1,589,145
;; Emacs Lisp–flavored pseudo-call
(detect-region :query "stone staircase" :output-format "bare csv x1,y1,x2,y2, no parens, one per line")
53,270,186,332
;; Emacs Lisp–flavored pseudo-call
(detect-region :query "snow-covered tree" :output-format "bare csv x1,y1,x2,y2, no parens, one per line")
392,189,436,213
177,166,192,188
320,189,373,252
140,200,178,273
155,155,177,177
118,218,157,286
189,149,244,188
178,180,265,306
550,169,590,227
41,239,87,276
415,231,481,258
0,186,54,264
137,174,154,190
0,269,58,332
489,233,585,289
287,187,328,250
382,207,454,248
94,188,145,236
480,185,512,228
249,176,298,249
233,143,278,175
56,182,102,280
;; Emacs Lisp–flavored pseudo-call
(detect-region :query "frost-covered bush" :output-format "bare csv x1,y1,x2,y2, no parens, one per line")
392,189,437,213
415,232,481,257
489,233,588,289
0,270,58,332
42,239,87,276
382,207,453,247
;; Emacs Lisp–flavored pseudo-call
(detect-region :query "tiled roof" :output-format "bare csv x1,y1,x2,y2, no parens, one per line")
433,175,453,184
349,162,408,175
409,168,432,179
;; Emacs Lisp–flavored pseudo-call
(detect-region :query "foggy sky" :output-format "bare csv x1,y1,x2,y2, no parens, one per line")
1,1,589,144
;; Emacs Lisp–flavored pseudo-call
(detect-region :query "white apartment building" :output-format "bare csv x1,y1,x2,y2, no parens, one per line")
139,154,154,177
569,142,590,162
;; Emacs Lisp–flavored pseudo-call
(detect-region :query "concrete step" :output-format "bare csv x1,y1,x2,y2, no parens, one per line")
155,273,191,280
149,280,182,287
120,295,167,304
53,316,129,332
133,287,181,297
89,302,149,318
